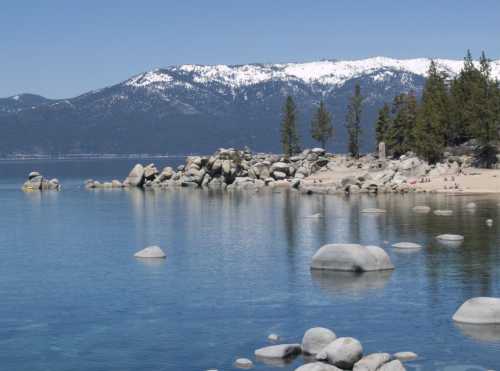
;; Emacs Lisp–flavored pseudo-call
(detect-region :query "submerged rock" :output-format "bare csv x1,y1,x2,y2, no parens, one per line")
311,244,394,272
268,333,280,342
433,209,453,216
453,297,500,324
436,234,464,242
391,242,422,250
316,337,363,369
302,327,337,355
412,205,431,213
360,208,386,214
133,245,166,259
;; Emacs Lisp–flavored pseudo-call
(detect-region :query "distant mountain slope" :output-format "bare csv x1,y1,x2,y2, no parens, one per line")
1,57,499,156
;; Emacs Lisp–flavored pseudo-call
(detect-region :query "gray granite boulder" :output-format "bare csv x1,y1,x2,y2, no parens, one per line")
311,244,394,272
125,164,145,187
316,337,363,369
295,362,342,371
254,344,301,359
453,297,500,324
302,327,337,355
378,360,406,371
234,358,253,369
353,353,391,371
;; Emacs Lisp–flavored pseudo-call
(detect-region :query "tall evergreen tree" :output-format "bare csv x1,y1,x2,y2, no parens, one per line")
386,92,418,157
375,103,391,144
346,84,363,157
311,100,333,148
414,60,449,162
280,96,301,157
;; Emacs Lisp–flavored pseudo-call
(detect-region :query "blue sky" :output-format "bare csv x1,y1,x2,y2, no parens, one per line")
1,0,499,98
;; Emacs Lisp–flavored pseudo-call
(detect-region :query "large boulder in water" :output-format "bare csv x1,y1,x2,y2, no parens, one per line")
316,337,363,369
125,164,145,187
311,244,394,272
452,297,500,324
302,327,337,355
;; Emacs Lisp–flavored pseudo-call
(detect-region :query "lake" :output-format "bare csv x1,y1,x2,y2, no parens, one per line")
0,158,499,371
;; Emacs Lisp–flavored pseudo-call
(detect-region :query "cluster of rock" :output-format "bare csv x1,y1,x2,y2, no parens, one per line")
234,326,416,370
22,172,60,191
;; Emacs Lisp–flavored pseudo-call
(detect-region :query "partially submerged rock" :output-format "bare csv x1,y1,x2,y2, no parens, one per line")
360,208,386,214
22,171,61,191
134,245,166,259
302,327,337,355
392,351,418,361
311,244,394,272
412,205,431,213
234,358,253,369
436,234,464,242
316,337,363,369
378,360,406,371
391,242,422,250
254,344,301,359
452,297,500,324
433,209,453,216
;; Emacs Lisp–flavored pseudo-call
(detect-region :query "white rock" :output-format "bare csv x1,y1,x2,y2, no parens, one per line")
486,219,494,226
391,242,422,250
234,358,253,369
305,213,323,219
311,244,394,272
433,210,453,216
254,344,302,359
412,205,431,213
133,245,166,259
353,353,391,371
392,351,418,361
452,297,500,324
316,337,363,369
465,202,477,209
436,234,464,242
361,208,386,214
302,327,337,355
268,333,280,342
295,362,342,371
378,360,406,371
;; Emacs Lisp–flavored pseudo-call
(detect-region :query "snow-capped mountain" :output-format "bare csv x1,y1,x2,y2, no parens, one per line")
1,57,499,156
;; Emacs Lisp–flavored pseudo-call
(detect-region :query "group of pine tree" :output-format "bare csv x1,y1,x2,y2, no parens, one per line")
280,50,500,168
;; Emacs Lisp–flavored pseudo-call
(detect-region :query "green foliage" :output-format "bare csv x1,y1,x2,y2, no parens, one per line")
281,96,301,157
311,100,333,148
374,51,500,167
375,103,391,144
346,84,363,157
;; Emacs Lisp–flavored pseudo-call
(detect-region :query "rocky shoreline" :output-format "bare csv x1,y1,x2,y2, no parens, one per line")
84,147,473,195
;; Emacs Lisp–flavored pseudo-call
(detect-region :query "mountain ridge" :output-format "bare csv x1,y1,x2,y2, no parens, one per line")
1,57,499,156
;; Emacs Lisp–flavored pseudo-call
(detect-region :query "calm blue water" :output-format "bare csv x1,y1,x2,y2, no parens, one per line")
0,159,499,371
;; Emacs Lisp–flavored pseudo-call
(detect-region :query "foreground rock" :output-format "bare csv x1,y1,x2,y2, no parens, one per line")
311,244,394,272
134,246,166,259
316,337,363,369
453,297,500,324
302,327,337,355
234,358,253,369
22,172,60,191
378,360,406,371
254,344,301,359
295,362,342,371
353,353,391,371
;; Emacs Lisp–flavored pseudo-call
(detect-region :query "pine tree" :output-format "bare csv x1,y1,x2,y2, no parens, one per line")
386,92,418,157
375,103,391,144
413,60,449,162
311,100,333,149
346,84,363,157
280,96,301,157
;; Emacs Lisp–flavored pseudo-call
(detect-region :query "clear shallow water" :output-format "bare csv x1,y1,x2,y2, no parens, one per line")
0,159,500,371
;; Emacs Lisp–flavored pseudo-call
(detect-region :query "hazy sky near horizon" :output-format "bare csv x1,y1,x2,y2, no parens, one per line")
1,0,499,98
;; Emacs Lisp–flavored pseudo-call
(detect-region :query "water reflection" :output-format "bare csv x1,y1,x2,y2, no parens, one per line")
454,322,500,343
310,269,393,296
